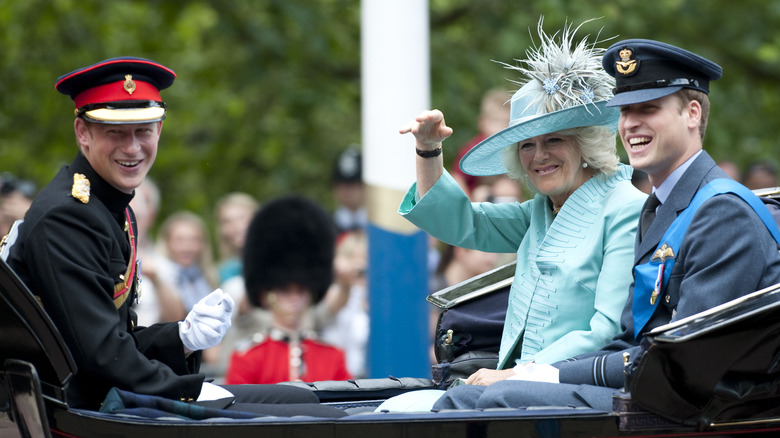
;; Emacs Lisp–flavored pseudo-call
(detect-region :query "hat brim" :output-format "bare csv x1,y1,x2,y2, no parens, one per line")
82,107,167,124
606,86,682,107
459,101,619,176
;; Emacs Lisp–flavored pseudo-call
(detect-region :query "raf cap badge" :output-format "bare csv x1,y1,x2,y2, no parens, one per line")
71,173,90,204
616,47,638,76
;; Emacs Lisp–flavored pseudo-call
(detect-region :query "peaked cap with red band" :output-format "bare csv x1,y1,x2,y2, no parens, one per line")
55,57,176,124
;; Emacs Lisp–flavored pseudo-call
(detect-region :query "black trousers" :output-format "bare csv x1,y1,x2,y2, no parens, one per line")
218,384,347,418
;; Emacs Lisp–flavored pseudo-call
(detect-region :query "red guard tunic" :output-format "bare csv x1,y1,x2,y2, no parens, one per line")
226,332,352,384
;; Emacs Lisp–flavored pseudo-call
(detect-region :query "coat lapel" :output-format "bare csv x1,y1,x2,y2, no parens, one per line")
634,151,722,264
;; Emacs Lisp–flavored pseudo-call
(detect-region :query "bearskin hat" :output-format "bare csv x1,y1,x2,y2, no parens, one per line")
243,195,336,308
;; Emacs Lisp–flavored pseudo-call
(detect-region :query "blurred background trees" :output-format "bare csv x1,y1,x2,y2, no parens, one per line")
1,0,778,238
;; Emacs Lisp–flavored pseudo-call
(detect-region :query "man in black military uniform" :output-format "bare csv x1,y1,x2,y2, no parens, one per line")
5,57,344,417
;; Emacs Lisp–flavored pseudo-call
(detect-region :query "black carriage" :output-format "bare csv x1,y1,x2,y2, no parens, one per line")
4,210,780,437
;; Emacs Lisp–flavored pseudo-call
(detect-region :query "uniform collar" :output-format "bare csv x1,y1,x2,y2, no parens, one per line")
71,152,135,214
652,150,703,204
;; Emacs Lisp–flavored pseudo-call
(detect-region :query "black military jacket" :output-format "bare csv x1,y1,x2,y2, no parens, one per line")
7,152,203,409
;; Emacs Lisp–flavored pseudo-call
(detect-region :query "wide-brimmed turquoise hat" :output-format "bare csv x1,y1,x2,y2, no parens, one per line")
459,20,619,177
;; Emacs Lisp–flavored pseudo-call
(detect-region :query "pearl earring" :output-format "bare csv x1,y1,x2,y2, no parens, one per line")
582,162,588,169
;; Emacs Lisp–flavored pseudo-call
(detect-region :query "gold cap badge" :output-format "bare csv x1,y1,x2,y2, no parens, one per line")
123,74,136,95
616,48,638,75
72,173,90,204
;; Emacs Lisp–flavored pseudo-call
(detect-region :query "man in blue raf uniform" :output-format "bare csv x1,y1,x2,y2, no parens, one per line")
4,57,344,417
433,39,780,411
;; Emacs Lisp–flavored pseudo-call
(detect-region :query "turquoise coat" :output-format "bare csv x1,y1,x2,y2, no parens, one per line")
399,164,646,368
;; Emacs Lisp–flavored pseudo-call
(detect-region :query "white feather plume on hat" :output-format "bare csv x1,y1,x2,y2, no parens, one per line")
504,18,615,115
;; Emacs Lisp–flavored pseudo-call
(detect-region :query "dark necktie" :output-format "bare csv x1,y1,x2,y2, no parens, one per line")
640,193,661,239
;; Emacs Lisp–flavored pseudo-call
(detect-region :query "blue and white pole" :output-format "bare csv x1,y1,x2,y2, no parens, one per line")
361,0,431,378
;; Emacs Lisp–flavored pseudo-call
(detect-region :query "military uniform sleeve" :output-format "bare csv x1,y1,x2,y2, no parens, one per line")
134,323,202,375
554,345,641,388
669,193,780,318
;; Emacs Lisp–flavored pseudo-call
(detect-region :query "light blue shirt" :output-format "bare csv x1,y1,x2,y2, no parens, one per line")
652,150,703,205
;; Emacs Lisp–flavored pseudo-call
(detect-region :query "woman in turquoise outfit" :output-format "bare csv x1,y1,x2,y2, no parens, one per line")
398,21,646,388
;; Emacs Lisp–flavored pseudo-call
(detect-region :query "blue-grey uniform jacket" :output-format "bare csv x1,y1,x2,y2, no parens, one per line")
555,151,780,388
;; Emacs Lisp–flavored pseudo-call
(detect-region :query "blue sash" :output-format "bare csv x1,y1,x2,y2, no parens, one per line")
632,179,780,339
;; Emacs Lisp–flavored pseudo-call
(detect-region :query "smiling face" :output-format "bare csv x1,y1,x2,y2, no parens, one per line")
618,93,702,187
518,133,591,208
75,118,161,194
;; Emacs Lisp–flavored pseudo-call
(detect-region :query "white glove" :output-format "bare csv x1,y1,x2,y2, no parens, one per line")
179,289,234,351
508,363,560,384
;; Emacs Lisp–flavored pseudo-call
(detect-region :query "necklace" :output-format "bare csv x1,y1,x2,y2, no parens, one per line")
552,205,562,216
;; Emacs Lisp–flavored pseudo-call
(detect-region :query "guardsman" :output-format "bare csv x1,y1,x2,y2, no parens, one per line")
225,195,352,385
